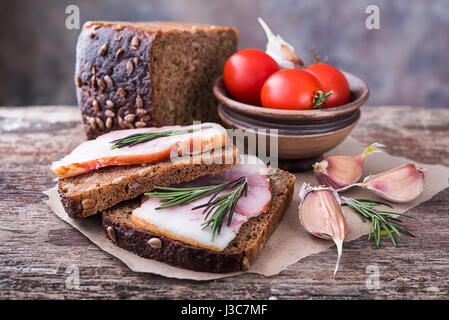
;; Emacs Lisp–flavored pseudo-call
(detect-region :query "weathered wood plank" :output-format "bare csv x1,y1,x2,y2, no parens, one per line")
0,105,448,299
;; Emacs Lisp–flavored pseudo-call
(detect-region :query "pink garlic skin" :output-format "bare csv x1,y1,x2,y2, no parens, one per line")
313,143,384,191
362,163,426,203
298,187,349,240
315,170,351,190
298,184,349,276
313,154,365,190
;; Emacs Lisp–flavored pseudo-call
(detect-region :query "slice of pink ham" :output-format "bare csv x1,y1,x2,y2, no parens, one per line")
131,155,272,251
51,123,227,178
202,154,272,218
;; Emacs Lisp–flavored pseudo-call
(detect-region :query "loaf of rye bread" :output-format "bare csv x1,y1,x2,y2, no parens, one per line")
59,144,239,219
101,167,296,273
75,21,239,139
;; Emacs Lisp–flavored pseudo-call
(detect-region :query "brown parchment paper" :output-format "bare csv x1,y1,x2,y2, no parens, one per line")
43,136,449,280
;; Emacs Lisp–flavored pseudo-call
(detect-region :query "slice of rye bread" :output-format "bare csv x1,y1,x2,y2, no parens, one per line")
58,144,238,219
101,167,296,273
76,21,238,139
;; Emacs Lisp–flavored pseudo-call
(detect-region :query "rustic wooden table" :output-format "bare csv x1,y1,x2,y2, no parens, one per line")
1,106,448,299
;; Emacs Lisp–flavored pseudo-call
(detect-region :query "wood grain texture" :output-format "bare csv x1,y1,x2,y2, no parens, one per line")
0,105,448,299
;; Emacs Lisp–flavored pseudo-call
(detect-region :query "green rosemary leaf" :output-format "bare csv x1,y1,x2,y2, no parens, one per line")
351,198,394,208
387,222,401,237
381,223,397,247
394,226,415,238
372,218,377,245
145,182,227,208
368,220,374,241
387,216,404,223
153,185,217,192
374,219,381,247
379,211,418,219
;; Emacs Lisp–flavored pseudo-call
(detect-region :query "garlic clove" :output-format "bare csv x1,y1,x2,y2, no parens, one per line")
361,164,426,203
257,17,303,69
313,142,384,190
313,156,363,190
298,183,349,276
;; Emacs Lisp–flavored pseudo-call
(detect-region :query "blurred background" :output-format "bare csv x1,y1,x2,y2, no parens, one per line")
0,0,448,108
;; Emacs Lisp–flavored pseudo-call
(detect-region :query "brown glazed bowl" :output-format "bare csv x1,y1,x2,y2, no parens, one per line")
213,71,369,170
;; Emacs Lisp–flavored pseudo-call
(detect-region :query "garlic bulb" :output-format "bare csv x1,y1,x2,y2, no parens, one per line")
313,142,384,190
298,183,349,276
358,164,426,203
257,17,303,69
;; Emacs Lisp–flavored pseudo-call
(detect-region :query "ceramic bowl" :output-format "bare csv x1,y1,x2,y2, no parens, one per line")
213,71,369,169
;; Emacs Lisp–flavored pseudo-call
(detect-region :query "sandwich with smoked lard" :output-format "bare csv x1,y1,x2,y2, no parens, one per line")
51,123,295,273
52,123,238,219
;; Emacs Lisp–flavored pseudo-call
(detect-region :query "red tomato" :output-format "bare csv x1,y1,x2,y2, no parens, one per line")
304,64,350,108
260,69,325,110
223,49,279,105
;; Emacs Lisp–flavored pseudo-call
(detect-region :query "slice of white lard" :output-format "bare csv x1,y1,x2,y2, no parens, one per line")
131,155,272,251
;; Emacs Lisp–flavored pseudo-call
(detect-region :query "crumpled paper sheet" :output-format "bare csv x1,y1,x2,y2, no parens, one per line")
43,136,449,280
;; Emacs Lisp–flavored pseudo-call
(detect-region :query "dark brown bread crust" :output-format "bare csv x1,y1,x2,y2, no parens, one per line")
75,21,238,140
101,168,296,273
75,24,155,139
59,145,239,219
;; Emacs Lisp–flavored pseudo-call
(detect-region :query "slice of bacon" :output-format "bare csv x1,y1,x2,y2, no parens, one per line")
51,123,227,178
131,155,272,251
198,154,272,218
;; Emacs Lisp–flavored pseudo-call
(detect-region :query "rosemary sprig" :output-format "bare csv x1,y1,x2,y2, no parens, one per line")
110,125,212,149
342,197,417,248
196,177,248,241
145,177,248,241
